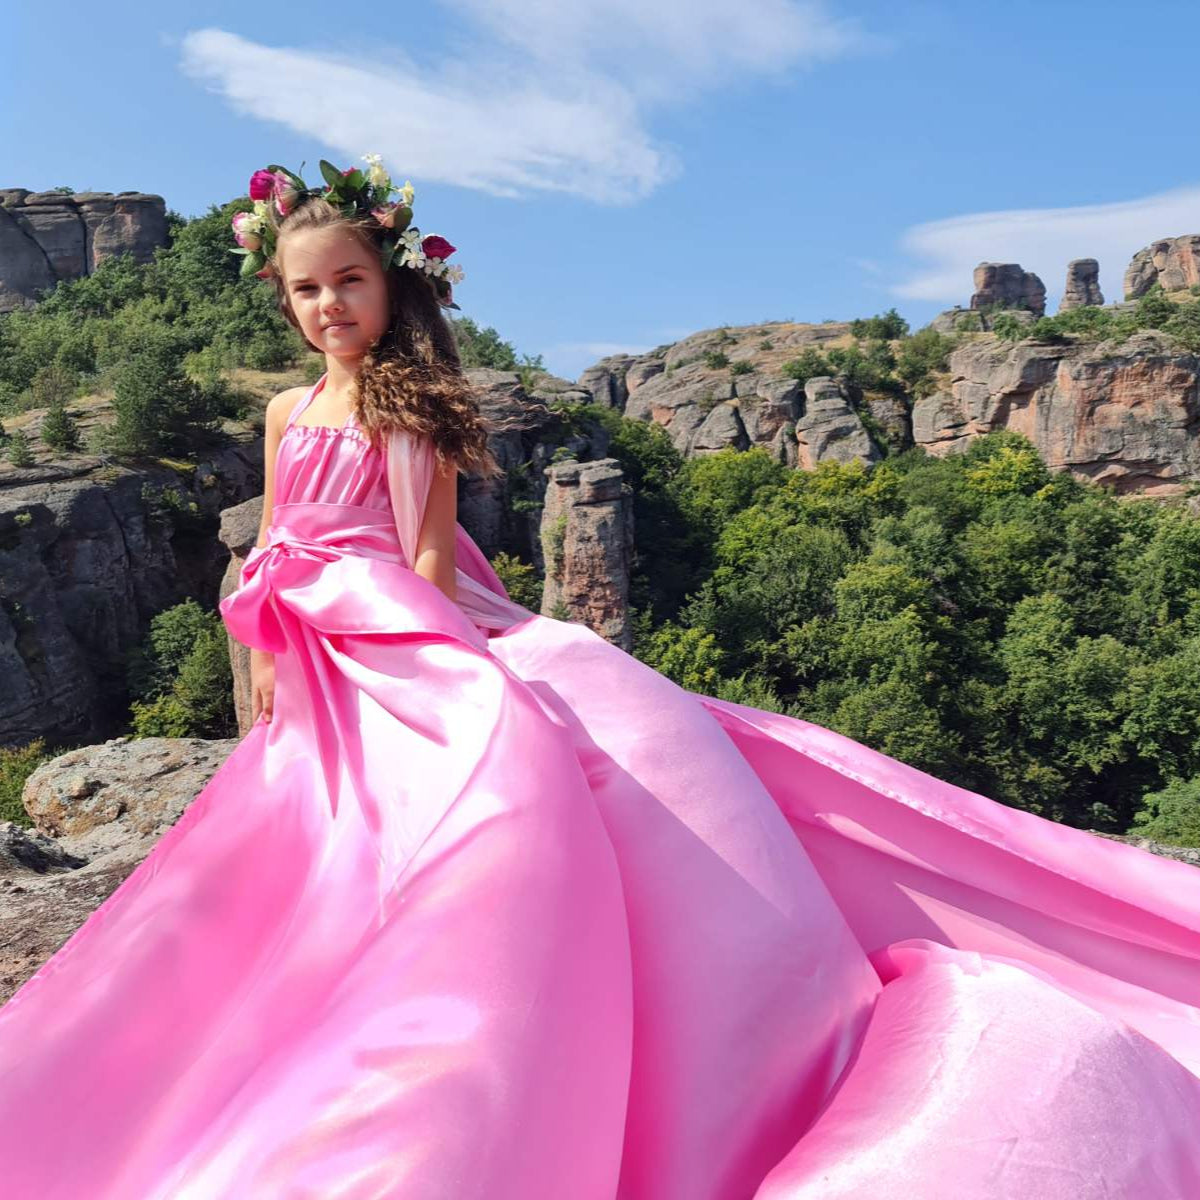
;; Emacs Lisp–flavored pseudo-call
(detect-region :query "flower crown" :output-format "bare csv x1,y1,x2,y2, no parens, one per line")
230,152,463,310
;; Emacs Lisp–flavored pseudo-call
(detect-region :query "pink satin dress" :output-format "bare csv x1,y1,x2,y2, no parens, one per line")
1,371,1198,1198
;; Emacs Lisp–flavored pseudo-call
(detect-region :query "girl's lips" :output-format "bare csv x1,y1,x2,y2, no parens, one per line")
323,321,356,330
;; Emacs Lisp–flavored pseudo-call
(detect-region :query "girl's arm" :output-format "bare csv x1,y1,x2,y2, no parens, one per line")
413,455,459,604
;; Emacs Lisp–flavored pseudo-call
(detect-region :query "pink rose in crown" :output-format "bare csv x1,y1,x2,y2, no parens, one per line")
272,174,302,218
422,235,456,261
249,169,279,201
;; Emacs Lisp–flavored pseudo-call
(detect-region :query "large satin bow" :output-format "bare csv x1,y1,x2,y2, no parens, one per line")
220,502,490,657
222,534,343,653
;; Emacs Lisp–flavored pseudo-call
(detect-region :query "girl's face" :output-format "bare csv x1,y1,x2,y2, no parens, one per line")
278,226,391,362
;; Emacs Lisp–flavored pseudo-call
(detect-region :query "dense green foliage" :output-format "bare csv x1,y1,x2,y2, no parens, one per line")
126,600,237,739
780,325,957,400
1131,776,1200,846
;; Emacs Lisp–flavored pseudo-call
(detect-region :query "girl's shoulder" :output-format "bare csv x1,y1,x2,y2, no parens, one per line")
266,385,315,434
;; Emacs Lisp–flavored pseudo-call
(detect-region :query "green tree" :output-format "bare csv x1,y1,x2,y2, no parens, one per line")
1130,776,1200,847
451,315,520,369
894,328,957,397
128,602,235,738
489,551,543,611
100,331,223,457
850,308,910,340
6,429,34,466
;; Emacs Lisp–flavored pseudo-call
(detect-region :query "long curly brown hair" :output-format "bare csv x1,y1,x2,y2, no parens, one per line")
266,197,505,480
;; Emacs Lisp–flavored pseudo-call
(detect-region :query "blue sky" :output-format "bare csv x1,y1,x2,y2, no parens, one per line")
8,2,1200,380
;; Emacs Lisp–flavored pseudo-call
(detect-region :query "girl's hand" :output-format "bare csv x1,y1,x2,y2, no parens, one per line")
250,648,276,723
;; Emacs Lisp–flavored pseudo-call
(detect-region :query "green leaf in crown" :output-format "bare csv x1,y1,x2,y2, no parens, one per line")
239,249,267,278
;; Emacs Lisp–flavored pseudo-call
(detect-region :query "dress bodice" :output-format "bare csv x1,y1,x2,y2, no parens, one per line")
273,374,392,512
229,369,535,640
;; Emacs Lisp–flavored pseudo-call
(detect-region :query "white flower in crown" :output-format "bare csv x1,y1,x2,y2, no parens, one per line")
361,152,391,191
399,228,423,251
402,247,427,270
398,179,415,207
231,210,264,250
446,263,465,284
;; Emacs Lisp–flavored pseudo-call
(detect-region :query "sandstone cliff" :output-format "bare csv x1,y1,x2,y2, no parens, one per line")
915,330,1200,495
575,321,1200,497
0,189,168,312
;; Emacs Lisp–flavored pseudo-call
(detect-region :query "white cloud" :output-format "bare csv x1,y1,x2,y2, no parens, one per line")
892,184,1200,309
179,3,876,203
436,0,878,103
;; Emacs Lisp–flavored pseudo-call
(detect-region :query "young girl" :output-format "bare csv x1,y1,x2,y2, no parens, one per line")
0,154,1198,1199
240,172,512,724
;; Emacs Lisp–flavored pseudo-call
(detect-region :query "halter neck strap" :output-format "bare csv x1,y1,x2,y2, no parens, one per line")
286,374,357,431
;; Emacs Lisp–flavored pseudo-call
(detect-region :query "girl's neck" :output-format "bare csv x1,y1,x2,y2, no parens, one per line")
322,359,360,405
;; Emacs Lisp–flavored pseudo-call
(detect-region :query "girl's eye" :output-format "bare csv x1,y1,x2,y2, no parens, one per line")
297,276,361,293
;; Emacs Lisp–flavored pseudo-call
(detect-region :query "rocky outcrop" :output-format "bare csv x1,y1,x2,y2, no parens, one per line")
1060,258,1104,311
0,735,237,1003
1090,831,1200,867
538,458,634,650
0,426,264,747
970,262,1046,316
1124,235,1200,300
0,189,168,313
456,368,602,560
795,377,882,469
591,321,868,465
913,330,1200,494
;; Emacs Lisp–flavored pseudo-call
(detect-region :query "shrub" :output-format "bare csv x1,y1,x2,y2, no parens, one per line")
850,308,909,341
780,347,833,386
0,739,54,828
127,601,235,738
1130,776,1200,847
6,429,34,466
490,551,543,611
894,328,957,398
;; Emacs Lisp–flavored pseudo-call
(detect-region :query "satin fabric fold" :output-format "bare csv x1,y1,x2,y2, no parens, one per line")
1,372,1198,1199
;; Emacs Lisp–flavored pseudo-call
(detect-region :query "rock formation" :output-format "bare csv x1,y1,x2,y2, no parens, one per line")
1060,258,1104,311
970,262,1047,316
0,735,237,1003
912,330,1200,495
0,440,263,746
1124,235,1200,300
539,458,635,650
794,376,882,470
0,189,168,313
